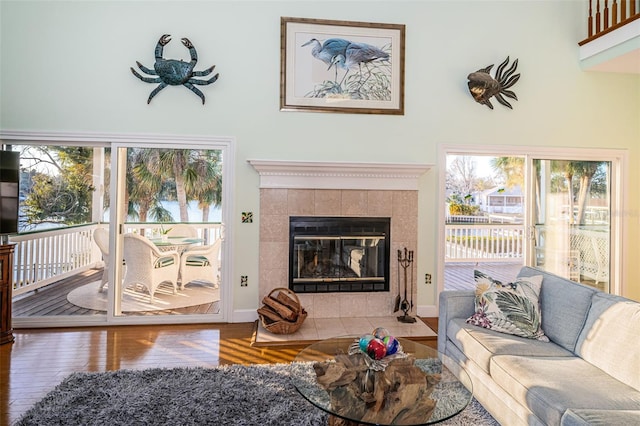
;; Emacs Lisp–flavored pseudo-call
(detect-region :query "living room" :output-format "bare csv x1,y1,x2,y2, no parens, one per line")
1,0,639,424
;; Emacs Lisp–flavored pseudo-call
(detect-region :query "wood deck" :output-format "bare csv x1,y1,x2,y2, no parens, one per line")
12,267,218,317
444,261,603,291
444,261,523,291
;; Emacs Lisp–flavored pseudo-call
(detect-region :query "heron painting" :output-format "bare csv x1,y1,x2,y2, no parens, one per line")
301,37,391,101
281,17,405,115
302,38,390,88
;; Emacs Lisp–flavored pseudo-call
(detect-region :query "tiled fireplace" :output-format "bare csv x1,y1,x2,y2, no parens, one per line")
249,160,430,319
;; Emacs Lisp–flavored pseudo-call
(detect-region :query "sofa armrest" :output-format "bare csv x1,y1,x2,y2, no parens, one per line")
438,290,476,354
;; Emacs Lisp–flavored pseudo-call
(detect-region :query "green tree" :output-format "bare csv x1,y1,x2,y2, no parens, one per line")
124,148,222,224
144,149,190,222
492,157,607,226
186,150,223,222
491,157,524,189
569,161,602,225
21,146,94,228
128,148,173,223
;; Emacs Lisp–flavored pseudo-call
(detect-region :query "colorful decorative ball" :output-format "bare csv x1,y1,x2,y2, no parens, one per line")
383,336,399,355
359,334,375,352
372,327,390,339
366,338,387,360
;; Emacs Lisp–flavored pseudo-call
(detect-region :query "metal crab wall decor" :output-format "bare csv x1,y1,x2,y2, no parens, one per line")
467,56,520,110
131,34,219,105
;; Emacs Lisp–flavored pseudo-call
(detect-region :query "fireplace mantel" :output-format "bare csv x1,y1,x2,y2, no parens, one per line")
248,160,432,190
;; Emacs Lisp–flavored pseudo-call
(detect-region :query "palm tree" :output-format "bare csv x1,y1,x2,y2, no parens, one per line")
127,149,173,226
565,161,602,225
123,148,223,226
491,156,524,189
186,150,222,222
147,150,191,222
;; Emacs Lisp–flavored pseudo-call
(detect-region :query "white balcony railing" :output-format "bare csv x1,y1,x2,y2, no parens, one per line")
10,224,102,296
445,224,525,262
445,223,609,283
10,222,223,297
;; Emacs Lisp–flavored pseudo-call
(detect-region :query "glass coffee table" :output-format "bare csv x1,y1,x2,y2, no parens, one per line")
291,336,472,425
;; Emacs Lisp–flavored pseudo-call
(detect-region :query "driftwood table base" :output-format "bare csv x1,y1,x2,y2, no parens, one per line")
327,414,366,426
314,353,440,425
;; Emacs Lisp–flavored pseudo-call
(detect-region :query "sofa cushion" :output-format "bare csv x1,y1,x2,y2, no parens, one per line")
517,266,596,352
466,270,548,341
561,409,640,426
448,318,573,375
574,292,640,392
491,355,640,426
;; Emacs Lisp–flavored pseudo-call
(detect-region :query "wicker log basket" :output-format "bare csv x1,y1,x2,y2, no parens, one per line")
257,287,307,334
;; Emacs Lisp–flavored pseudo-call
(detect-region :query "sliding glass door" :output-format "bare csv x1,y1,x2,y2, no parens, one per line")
7,132,232,328
109,144,226,321
441,145,623,295
528,158,611,292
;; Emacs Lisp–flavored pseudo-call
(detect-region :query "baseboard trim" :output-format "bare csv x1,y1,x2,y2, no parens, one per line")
232,309,259,323
417,304,438,317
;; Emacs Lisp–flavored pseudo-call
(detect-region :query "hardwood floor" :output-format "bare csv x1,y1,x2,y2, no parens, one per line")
1,319,438,425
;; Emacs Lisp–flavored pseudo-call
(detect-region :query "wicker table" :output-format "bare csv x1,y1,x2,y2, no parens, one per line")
150,236,202,254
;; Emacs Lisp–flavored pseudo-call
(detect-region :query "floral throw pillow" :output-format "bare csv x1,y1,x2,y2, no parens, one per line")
466,270,548,341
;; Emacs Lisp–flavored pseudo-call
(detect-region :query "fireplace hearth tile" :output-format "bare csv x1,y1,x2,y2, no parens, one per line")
288,189,315,215
367,191,393,216
314,190,341,215
315,318,348,339
260,214,288,243
261,189,288,215
339,317,375,336
342,190,368,215
252,316,436,347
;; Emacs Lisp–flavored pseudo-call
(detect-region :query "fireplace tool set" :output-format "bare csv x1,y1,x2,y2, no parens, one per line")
395,247,416,323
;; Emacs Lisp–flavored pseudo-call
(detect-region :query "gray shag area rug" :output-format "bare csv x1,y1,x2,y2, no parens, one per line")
16,363,498,426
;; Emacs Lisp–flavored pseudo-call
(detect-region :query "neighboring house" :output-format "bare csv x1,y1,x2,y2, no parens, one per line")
476,186,524,215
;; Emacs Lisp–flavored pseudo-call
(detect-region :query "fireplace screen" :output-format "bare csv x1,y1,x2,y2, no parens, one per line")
289,217,390,293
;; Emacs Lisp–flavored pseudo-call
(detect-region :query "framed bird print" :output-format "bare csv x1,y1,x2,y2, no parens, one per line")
280,17,405,115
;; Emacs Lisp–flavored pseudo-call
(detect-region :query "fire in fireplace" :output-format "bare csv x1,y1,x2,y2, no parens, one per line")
289,216,390,293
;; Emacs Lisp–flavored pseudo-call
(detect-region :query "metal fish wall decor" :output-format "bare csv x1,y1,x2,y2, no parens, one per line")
467,56,520,110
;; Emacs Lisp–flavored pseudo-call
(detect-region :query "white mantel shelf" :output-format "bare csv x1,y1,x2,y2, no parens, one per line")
248,159,432,190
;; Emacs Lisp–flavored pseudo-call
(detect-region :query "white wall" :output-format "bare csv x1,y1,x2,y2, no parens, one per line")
2,1,639,310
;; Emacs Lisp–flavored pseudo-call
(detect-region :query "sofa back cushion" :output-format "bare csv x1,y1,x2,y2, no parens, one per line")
517,266,596,352
575,292,640,392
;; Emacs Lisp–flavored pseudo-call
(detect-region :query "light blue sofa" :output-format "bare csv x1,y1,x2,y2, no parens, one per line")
438,266,640,425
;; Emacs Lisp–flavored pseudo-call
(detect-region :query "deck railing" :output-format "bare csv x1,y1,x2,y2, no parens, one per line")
445,223,609,283
581,0,640,43
10,224,101,296
122,222,223,244
10,222,223,296
445,224,525,263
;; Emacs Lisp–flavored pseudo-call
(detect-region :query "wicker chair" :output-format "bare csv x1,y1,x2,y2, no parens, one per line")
123,233,180,303
93,227,110,292
179,238,221,290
